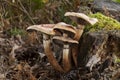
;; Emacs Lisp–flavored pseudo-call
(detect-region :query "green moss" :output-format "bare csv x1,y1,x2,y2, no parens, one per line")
112,0,120,3
10,28,26,36
115,58,120,63
85,13,120,32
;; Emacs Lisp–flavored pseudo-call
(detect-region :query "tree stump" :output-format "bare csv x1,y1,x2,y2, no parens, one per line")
77,30,120,68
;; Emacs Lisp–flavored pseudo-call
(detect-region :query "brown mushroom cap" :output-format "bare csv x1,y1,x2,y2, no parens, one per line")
52,36,78,45
27,24,55,35
64,12,98,25
53,22,76,38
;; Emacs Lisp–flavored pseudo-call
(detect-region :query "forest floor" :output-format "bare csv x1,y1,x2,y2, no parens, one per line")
0,34,120,80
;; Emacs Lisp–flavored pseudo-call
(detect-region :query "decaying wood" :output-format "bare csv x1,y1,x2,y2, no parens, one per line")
78,31,108,67
77,30,120,72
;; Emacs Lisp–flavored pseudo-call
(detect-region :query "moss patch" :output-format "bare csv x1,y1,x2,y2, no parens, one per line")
112,0,120,3
115,58,120,63
85,13,120,32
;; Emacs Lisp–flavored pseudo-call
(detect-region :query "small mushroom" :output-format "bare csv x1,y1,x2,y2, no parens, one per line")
53,22,79,68
64,12,98,25
64,12,98,40
52,36,78,72
27,24,64,72
64,12,98,67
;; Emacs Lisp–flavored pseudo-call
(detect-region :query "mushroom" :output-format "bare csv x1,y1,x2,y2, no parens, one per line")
65,12,98,40
27,24,64,72
52,36,78,72
53,22,78,72
64,12,98,67
64,12,98,40
64,12,98,25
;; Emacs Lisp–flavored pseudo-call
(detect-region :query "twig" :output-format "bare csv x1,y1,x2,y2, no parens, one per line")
0,9,4,33
18,0,35,24
4,0,35,24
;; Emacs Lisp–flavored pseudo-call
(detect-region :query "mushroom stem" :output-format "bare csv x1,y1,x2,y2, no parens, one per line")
72,25,84,67
63,44,71,72
72,45,78,67
74,25,84,41
63,33,68,38
43,34,64,72
43,34,50,40
61,31,72,72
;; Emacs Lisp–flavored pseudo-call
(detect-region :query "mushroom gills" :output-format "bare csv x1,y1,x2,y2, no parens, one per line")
54,22,76,38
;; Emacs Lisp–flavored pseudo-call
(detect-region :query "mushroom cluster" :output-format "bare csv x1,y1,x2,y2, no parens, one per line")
27,12,98,73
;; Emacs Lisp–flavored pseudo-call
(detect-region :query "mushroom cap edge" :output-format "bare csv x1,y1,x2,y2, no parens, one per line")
27,24,55,35
52,36,78,45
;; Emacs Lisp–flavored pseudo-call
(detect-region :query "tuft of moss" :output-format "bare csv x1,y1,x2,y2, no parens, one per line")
112,0,120,3
115,58,120,63
85,13,120,32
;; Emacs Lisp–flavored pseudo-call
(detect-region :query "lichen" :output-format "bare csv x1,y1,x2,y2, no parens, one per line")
85,13,120,32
